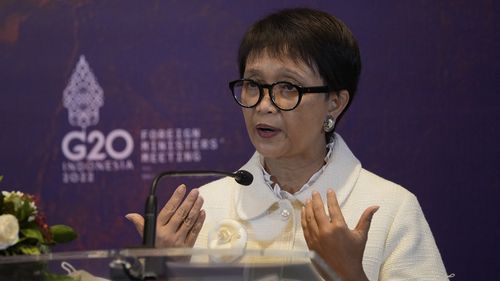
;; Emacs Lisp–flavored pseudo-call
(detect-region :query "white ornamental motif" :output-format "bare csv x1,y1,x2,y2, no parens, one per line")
207,219,247,263
63,55,104,129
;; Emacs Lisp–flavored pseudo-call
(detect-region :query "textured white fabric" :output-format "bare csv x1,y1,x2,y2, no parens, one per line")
195,133,448,280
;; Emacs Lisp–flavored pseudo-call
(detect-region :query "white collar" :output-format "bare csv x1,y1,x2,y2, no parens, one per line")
261,138,336,199
235,133,362,220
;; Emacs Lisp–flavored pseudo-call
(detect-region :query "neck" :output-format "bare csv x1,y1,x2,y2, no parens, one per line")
264,146,327,194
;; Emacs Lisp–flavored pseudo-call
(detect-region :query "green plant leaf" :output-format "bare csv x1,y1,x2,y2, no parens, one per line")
17,199,34,223
2,200,15,215
21,228,44,243
50,225,77,243
18,244,41,255
1,194,35,223
42,271,76,281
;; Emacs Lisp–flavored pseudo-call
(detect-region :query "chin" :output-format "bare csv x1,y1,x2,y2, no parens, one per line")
253,142,285,159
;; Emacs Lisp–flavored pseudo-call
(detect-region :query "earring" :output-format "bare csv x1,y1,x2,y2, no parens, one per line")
323,115,335,132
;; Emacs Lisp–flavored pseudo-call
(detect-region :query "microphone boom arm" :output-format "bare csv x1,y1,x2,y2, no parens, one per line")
143,169,253,247
150,170,237,195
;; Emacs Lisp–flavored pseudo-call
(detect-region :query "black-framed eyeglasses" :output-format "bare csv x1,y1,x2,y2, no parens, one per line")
229,79,331,111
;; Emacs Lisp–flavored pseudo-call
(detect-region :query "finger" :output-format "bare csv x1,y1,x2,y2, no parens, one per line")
157,184,187,225
167,188,200,231
301,206,313,249
355,206,380,237
300,206,307,232
305,199,319,235
311,191,330,226
185,210,206,247
177,195,204,238
326,188,346,225
125,213,145,238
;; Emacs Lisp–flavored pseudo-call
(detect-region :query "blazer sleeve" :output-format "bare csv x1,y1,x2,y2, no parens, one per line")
379,192,449,280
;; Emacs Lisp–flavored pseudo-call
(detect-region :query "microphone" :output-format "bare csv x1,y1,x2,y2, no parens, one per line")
143,169,253,247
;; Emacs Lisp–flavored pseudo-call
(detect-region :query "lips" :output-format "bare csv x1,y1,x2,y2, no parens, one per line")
255,124,281,138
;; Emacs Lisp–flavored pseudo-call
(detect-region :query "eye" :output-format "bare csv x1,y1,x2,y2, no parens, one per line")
276,82,298,93
243,80,259,89
282,83,296,91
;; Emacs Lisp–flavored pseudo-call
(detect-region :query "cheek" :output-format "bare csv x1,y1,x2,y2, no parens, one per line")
284,107,326,135
242,110,254,133
286,117,322,139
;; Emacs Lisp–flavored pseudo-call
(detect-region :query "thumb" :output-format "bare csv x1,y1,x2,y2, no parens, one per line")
125,213,145,237
355,206,379,237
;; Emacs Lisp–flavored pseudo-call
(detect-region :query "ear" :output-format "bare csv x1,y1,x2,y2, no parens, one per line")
327,90,350,119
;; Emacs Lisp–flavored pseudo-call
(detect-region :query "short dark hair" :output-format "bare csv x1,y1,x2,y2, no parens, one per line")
238,8,361,135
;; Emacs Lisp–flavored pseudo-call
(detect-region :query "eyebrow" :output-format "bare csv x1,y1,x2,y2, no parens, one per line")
244,67,309,81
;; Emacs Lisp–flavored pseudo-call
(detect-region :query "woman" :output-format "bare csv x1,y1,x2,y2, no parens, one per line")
127,8,448,280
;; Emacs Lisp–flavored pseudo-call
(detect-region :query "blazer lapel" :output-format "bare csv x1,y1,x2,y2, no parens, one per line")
235,152,279,220
295,134,361,207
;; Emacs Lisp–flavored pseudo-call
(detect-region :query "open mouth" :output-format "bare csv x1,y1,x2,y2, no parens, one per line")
258,127,275,132
256,124,278,131
256,124,280,137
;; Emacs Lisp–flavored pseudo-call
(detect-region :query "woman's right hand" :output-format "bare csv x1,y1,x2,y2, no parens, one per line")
125,184,205,248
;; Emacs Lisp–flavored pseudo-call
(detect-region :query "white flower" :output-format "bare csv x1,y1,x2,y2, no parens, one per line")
0,214,20,250
28,201,38,222
2,191,38,222
208,219,247,263
2,191,24,198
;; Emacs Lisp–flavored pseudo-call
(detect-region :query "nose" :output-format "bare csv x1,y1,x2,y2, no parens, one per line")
255,88,277,113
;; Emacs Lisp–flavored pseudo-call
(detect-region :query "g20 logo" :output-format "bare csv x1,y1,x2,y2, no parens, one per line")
62,129,134,161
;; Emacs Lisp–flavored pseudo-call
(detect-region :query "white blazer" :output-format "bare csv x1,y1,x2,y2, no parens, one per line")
195,134,448,280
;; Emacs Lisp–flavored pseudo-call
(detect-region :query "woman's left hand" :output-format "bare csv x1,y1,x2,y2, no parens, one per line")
301,189,379,281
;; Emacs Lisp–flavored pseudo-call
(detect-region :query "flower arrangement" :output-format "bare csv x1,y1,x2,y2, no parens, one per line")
0,176,77,256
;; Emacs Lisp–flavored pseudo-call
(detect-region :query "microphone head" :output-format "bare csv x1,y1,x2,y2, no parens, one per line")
234,170,253,186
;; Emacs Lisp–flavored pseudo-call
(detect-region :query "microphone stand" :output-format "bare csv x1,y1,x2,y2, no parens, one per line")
140,170,253,279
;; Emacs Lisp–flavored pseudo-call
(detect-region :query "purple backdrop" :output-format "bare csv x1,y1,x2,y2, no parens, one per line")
1,1,498,279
